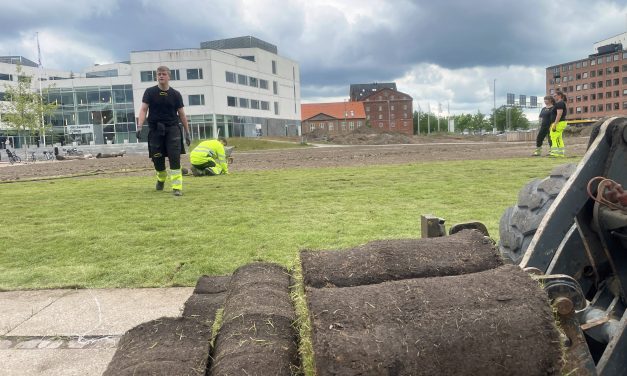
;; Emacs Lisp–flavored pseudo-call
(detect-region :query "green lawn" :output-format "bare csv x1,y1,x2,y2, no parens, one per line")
0,157,574,290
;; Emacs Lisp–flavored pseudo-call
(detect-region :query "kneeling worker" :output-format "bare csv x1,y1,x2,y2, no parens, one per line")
190,138,230,176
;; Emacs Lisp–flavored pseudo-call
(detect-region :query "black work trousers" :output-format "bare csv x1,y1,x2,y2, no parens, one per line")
148,122,182,171
536,124,552,148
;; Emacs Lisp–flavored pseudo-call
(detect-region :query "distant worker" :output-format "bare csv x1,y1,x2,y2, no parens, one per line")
533,95,555,156
549,91,567,158
136,66,191,196
189,138,231,176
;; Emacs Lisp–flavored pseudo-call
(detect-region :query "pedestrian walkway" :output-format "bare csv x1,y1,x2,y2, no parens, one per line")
0,287,193,376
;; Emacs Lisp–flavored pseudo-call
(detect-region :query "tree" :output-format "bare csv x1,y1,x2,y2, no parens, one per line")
414,111,447,135
1,63,57,148
489,106,530,131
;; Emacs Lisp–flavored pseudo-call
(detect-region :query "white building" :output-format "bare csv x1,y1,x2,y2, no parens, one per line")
0,36,301,147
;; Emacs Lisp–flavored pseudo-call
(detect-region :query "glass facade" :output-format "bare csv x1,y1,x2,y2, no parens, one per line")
44,84,135,145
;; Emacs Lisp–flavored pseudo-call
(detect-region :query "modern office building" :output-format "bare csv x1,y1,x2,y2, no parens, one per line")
546,32,627,120
0,36,301,147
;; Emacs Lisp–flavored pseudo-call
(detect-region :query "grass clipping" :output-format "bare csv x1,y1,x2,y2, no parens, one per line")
290,256,316,376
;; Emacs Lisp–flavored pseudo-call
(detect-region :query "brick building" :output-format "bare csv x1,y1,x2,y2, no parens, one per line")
350,83,413,135
301,102,366,135
546,33,627,120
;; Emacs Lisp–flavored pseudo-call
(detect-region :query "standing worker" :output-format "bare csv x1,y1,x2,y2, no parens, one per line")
189,138,230,176
549,91,568,158
136,66,191,196
533,95,555,156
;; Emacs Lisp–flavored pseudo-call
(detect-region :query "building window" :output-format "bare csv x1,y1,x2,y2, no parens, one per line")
598,104,603,111
606,67,612,75
357,121,362,127
260,79,268,89
583,95,588,101
606,80,611,87
187,68,203,80
239,98,249,108
576,85,582,91
227,96,237,107
614,102,620,110
583,106,588,113
365,106,370,112
349,121,354,130
273,101,279,115
272,60,277,74
591,82,596,89
188,94,205,106
607,91,612,98
251,99,260,109
598,81,603,88
614,54,620,61
614,90,620,97
378,114,383,120
591,105,596,112
583,60,588,67
140,70,156,82
591,93,596,100
378,105,382,111
591,70,596,77
378,122,383,128
599,93,604,99
569,108,574,115
576,107,582,113
329,123,334,131
606,103,612,111
614,66,620,73
391,113,395,119
576,96,581,102
226,71,236,83
591,59,596,66
238,74,248,85
623,101,627,109
563,76,568,82
403,104,408,110
583,84,588,90
582,72,588,79
576,73,581,80
624,89,627,96
273,81,278,95
249,77,258,87
606,56,612,63
598,69,603,76
261,101,270,110
614,78,620,85
576,62,581,68
168,69,180,80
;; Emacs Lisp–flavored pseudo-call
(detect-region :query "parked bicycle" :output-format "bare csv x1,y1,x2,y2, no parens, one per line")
63,147,83,156
42,150,55,161
6,149,21,165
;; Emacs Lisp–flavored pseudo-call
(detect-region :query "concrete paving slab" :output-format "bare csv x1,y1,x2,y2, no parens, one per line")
6,287,193,336
0,290,72,335
0,348,116,376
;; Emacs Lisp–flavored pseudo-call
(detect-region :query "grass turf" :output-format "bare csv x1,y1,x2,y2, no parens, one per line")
0,157,574,290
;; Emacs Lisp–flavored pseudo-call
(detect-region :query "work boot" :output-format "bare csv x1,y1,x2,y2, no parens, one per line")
532,148,541,156
156,181,165,191
204,168,216,176
173,189,183,196
191,166,203,176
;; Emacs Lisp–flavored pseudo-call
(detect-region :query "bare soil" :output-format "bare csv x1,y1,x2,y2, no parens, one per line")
0,135,590,182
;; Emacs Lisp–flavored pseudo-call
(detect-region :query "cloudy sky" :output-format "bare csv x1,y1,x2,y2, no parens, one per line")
1,0,626,117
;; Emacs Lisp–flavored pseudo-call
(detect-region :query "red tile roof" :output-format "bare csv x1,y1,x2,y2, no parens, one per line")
301,102,366,121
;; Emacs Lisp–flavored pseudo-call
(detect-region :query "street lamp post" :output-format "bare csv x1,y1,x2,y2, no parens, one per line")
493,79,497,134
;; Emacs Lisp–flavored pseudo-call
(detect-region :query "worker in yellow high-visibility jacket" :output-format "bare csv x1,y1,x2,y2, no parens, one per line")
189,138,230,176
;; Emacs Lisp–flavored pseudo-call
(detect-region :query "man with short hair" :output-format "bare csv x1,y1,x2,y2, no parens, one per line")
189,138,230,176
137,66,191,196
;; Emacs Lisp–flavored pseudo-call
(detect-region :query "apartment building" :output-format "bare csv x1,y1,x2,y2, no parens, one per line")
352,84,413,135
546,33,627,120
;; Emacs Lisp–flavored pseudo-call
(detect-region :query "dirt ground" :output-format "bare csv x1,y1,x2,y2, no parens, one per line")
0,134,590,182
